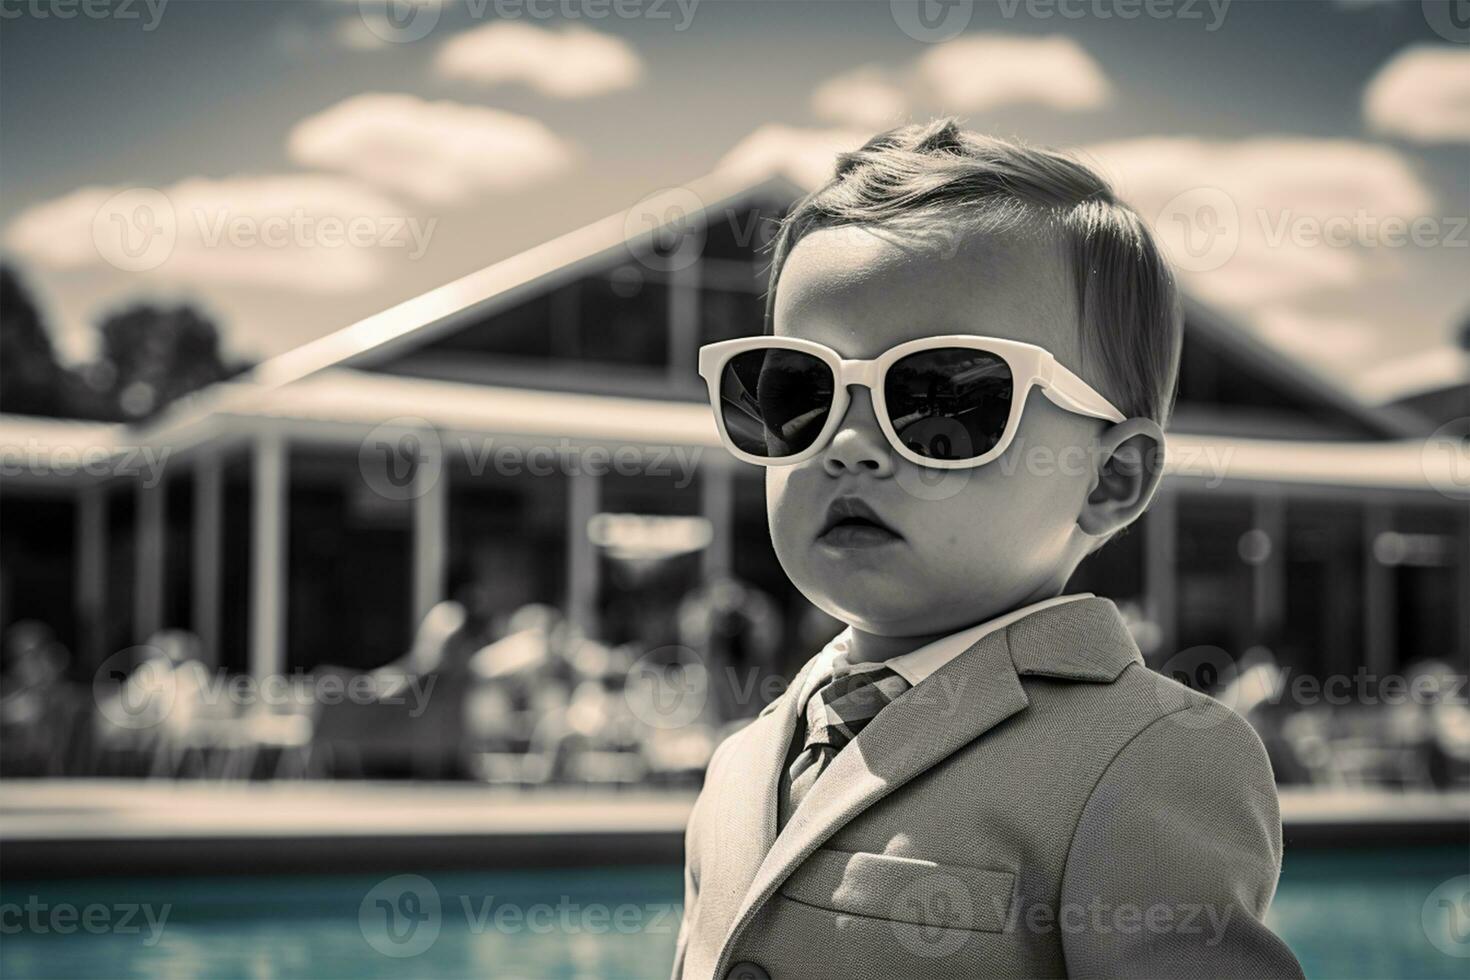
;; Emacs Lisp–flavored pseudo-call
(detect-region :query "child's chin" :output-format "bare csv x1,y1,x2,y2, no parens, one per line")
811,580,936,633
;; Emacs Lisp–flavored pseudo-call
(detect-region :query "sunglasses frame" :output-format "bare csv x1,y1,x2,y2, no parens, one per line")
698,334,1127,470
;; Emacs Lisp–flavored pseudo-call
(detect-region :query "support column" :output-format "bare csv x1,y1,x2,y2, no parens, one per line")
701,458,732,583
1252,492,1286,650
1461,506,1470,672
567,468,600,638
1363,502,1394,677
75,484,107,667
1144,486,1178,658
193,449,223,666
667,251,701,385
412,435,447,629
251,431,287,687
134,477,165,642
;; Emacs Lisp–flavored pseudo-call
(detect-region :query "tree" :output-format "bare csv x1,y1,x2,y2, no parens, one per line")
89,304,247,421
0,265,70,417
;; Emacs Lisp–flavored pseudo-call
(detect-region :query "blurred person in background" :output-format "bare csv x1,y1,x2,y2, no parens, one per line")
1389,659,1470,789
0,621,82,776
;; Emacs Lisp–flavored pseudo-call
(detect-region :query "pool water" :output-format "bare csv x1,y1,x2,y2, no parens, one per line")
1,848,1464,979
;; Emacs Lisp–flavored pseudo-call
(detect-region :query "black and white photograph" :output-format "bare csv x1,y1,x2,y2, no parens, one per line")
1,1,1468,978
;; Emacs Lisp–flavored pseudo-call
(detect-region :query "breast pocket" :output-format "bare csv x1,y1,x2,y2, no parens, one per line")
780,848,1016,933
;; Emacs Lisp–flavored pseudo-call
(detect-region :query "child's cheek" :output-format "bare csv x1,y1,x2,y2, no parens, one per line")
763,465,805,556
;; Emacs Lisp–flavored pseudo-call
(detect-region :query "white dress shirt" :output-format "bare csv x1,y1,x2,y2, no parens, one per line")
795,593,1094,712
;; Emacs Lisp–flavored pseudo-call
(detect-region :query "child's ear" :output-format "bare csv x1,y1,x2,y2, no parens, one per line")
1077,418,1166,540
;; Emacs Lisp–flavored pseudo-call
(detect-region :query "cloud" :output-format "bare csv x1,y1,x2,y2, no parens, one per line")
333,14,391,51
811,67,910,129
4,175,427,293
287,93,575,205
1365,45,1470,143
716,125,872,190
917,34,1110,113
1082,136,1435,310
808,35,1109,129
434,22,642,98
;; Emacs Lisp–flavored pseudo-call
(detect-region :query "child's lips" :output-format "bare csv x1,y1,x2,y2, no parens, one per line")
816,496,904,549
817,522,903,549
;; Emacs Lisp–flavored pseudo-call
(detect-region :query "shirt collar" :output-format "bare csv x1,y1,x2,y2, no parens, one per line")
797,593,1094,710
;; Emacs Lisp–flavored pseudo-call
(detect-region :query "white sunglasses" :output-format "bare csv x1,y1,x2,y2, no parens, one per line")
698,335,1126,470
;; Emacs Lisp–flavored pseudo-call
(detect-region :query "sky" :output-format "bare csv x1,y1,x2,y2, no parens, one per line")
1,0,1467,404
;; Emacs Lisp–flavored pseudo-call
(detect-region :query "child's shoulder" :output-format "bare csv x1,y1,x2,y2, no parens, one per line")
1070,660,1275,782
1016,658,1275,787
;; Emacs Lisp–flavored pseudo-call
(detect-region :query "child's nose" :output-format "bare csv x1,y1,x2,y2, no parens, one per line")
821,387,896,478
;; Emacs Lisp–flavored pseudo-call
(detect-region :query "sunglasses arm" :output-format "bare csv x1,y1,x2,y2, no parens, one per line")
1040,359,1127,424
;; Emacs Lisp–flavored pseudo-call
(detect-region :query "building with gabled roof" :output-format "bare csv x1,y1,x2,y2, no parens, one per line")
1,164,1464,697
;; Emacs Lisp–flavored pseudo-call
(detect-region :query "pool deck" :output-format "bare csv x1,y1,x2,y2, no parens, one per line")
1,781,1466,877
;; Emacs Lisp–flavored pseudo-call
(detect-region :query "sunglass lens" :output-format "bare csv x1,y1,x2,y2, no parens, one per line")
718,348,834,460
884,348,1013,461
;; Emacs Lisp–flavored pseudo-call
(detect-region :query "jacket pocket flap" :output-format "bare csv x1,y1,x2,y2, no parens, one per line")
781,848,1015,933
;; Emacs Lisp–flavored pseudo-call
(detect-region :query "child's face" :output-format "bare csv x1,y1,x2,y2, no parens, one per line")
766,223,1108,639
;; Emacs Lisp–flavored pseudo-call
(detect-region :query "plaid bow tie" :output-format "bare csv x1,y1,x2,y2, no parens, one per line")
787,661,911,814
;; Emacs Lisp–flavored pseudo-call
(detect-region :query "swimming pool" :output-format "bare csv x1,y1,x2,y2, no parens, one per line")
1,847,1464,979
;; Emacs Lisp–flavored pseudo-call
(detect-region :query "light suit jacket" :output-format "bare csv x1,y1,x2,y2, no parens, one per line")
673,597,1304,980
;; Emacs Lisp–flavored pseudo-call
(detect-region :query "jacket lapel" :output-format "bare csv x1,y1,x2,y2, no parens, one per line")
715,626,1030,975
713,597,1144,974
705,654,816,931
